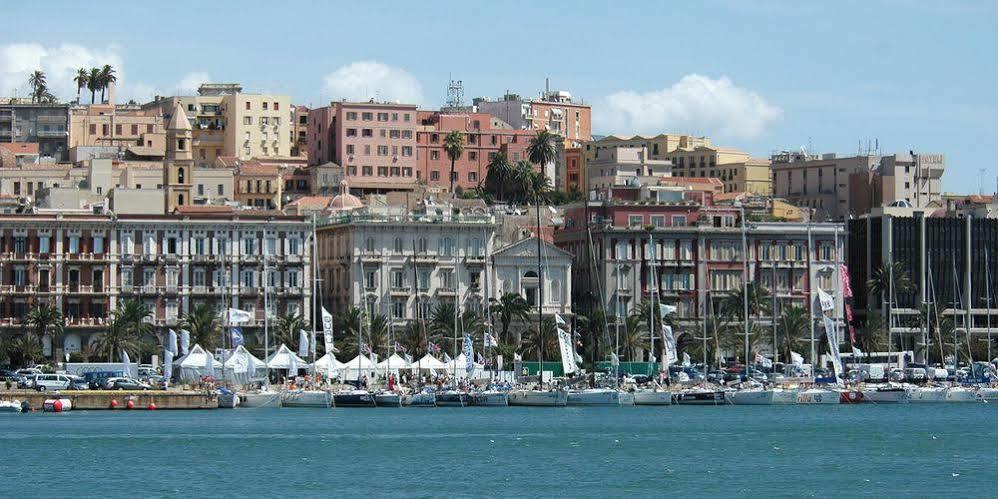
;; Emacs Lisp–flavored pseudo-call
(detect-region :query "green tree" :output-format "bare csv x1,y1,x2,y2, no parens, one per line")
489,292,531,345
526,129,558,170
180,303,220,351
8,334,43,367
777,306,810,363
86,67,101,104
334,306,365,357
73,68,88,102
275,312,310,349
443,130,464,194
866,260,914,349
620,313,649,361
721,282,770,321
28,70,46,103
856,313,886,357
98,64,116,103
367,313,390,357
24,304,63,363
521,316,559,361
93,300,151,361
483,152,512,202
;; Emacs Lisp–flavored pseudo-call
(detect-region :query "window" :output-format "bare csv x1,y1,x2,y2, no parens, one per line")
391,269,405,288
418,269,430,291
468,171,477,182
628,215,643,227
243,116,252,125
362,129,373,137
365,269,377,288
362,112,373,121
93,236,104,254
651,215,665,227
346,112,357,120
346,128,357,137
439,269,455,289
468,151,477,161
672,215,687,227
39,235,50,254
430,171,440,181
441,237,454,256
68,235,80,254
393,237,404,253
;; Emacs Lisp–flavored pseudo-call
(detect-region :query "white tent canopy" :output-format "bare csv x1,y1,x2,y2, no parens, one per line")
266,344,309,371
172,344,222,383
223,345,267,383
449,353,487,379
409,354,449,371
314,353,344,377
341,354,378,381
376,354,410,373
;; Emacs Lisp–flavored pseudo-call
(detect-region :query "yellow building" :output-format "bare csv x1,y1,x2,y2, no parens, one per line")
713,158,773,195
69,103,166,158
584,133,711,164
235,161,282,209
142,83,291,168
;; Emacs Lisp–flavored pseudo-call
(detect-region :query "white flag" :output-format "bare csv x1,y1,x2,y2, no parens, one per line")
166,329,178,356
227,308,252,324
660,324,677,366
443,352,453,364
791,351,804,367
497,354,504,371
611,353,620,367
659,303,677,316
816,288,835,313
484,332,499,348
824,316,843,384
179,329,190,356
557,328,578,375
513,352,522,362
755,353,773,369
555,313,566,325
852,346,863,357
163,349,173,382
682,352,692,367
121,349,131,378
463,333,475,376
298,329,309,358
321,307,334,354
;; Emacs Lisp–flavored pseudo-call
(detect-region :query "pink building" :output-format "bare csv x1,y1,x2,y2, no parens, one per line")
307,102,419,194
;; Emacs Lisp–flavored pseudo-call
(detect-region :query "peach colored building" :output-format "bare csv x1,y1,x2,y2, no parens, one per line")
415,111,534,191
474,89,592,147
308,101,418,194
69,103,166,159
290,104,309,158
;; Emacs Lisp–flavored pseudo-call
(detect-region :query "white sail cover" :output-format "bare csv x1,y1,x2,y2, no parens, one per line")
223,345,267,383
266,344,309,370
410,353,449,371
314,353,344,377
172,344,222,383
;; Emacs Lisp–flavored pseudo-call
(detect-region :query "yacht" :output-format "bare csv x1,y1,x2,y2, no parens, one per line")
282,389,333,408
632,388,673,406
217,390,239,409
508,389,568,407
0,400,21,413
796,387,840,404
909,386,948,403
729,388,777,405
772,388,799,405
240,390,282,408
567,388,622,406
945,386,982,402
405,390,437,407
976,386,998,401
861,385,910,404
468,390,509,407
332,389,376,407
436,390,470,407
374,391,402,407
673,388,727,405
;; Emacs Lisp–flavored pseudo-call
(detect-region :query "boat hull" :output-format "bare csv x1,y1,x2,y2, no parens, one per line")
217,392,239,409
0,401,22,413
839,390,865,404
632,390,672,406
333,391,376,407
729,390,775,405
240,392,281,408
796,389,839,404
568,389,621,406
674,391,727,405
282,390,333,408
945,387,982,403
909,387,948,403
977,387,998,401
374,393,402,407
436,391,469,407
405,392,437,407
508,389,568,407
861,388,910,404
772,389,798,405
469,391,509,407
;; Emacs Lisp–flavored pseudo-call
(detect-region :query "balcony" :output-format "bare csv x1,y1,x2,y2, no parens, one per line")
141,284,158,294
390,286,409,296
36,129,67,138
464,255,486,266
414,255,437,265
239,286,258,296
437,286,457,297
359,252,383,264
162,285,179,294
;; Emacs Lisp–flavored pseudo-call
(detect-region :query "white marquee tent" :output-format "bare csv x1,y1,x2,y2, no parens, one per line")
172,344,222,383
266,344,309,374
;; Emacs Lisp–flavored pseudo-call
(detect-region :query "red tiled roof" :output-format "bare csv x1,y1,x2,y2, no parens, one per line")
238,162,279,176
286,196,333,208
0,142,39,155
713,191,747,202
173,205,235,215
215,156,240,168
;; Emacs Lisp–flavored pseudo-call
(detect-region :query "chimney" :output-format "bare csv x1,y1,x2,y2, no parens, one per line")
108,81,116,106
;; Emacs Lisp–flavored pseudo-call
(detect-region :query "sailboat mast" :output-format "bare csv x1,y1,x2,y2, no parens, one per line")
264,259,270,381
807,222,816,374
615,262,621,386
986,248,993,363
647,233,656,376
535,199,545,390
310,214,318,374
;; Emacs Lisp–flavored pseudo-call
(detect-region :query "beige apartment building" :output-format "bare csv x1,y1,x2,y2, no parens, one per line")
142,83,292,167
714,158,773,195
587,146,672,190
584,134,712,164
69,103,166,160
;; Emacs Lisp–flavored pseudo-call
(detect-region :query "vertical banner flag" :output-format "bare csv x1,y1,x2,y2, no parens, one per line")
661,324,677,366
179,329,190,356
557,328,578,375
121,349,131,378
463,333,475,376
682,352,692,367
163,349,173,382
484,333,498,348
611,353,620,367
555,313,566,325
497,354,504,371
791,351,804,367
823,316,843,383
321,307,334,354
167,329,178,356
816,288,835,313
230,327,244,347
298,330,309,358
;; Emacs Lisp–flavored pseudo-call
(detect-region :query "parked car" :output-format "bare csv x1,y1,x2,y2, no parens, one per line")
83,371,124,389
31,373,73,391
107,378,151,390
67,375,90,390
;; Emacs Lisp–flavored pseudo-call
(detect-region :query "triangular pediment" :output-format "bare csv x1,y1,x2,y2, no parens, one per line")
493,236,573,259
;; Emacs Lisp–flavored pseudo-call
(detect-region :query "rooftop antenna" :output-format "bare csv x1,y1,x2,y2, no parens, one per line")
446,75,464,109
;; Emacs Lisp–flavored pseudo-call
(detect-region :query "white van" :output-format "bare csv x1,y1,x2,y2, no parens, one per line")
31,374,72,391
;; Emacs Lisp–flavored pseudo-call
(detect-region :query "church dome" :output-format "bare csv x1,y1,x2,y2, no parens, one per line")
329,180,363,210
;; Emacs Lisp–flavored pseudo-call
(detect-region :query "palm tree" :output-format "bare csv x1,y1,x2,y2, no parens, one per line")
489,292,530,345
776,306,809,363
274,312,310,348
334,306,365,357
86,67,102,104
443,130,464,193
721,283,770,321
367,314,390,357
8,334,43,367
867,261,914,354
98,64,116,103
621,313,649,361
484,152,512,202
180,303,220,351
429,302,458,347
93,300,152,361
28,71,46,103
521,316,559,361
24,304,64,362
73,68,88,102
527,129,559,170
856,313,887,357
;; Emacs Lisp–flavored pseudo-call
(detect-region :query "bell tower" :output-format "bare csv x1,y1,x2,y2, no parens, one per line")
164,102,194,212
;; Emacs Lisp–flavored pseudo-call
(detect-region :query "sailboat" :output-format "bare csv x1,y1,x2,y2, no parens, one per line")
508,204,567,407
241,262,281,408
632,234,672,406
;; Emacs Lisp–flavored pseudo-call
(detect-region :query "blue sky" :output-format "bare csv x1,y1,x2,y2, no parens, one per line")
2,0,995,193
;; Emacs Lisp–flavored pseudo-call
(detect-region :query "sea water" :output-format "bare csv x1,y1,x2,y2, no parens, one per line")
2,405,996,497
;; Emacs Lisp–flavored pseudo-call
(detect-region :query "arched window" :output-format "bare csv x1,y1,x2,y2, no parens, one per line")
524,270,538,278
178,194,185,206
177,167,185,183
365,237,375,252
393,237,403,253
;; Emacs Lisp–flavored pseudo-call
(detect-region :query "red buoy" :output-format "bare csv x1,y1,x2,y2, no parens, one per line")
147,403,156,410
126,400,135,410
110,399,119,409
52,399,63,412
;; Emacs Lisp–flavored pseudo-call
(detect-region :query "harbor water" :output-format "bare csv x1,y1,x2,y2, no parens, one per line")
3,405,997,497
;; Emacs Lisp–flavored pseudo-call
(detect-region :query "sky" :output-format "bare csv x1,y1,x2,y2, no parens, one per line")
2,0,995,194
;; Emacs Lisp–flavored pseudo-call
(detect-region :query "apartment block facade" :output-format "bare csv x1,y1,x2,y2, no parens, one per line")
0,100,69,160
68,104,166,159
0,211,312,359
474,90,592,146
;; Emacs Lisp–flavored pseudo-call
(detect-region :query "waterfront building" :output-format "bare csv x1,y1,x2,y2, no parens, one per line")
0,209,312,360
307,101,419,194
0,99,70,160
415,110,533,192
847,210,998,360
771,151,945,221
142,83,292,167
586,146,672,190
555,185,846,360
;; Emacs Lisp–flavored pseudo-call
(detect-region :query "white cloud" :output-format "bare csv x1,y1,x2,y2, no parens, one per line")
322,61,423,104
177,72,210,95
596,74,782,140
0,43,122,100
